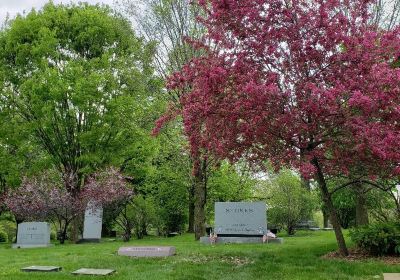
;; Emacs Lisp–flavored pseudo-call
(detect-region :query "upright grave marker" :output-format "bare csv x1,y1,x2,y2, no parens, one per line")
200,202,283,244
81,201,103,242
13,222,52,248
215,201,267,236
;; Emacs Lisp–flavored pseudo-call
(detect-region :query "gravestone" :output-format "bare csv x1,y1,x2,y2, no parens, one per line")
80,201,102,242
13,222,52,248
72,268,115,276
383,273,400,280
118,246,176,257
200,202,283,244
21,266,62,272
215,201,267,235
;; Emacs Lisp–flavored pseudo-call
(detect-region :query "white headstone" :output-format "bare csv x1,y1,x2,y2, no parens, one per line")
214,202,267,235
82,201,103,240
13,222,51,248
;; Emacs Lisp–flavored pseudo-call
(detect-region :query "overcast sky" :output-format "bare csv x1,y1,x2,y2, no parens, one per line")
0,0,116,24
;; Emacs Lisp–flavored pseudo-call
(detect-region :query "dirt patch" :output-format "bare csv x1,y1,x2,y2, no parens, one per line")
322,248,400,265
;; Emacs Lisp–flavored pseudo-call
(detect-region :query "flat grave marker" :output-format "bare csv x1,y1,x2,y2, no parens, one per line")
21,266,62,272
118,246,176,257
72,268,115,276
384,273,400,280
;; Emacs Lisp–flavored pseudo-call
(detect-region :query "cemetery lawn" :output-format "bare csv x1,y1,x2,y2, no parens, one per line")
1,231,399,280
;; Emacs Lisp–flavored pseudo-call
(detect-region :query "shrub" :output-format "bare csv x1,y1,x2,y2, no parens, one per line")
0,227,8,243
350,222,400,255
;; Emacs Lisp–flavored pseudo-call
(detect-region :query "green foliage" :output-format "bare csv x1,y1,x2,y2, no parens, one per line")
0,2,158,189
206,161,255,222
0,226,8,242
267,169,317,235
331,188,356,228
0,217,16,242
350,222,400,255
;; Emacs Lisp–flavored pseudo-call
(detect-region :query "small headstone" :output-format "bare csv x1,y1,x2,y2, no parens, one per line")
81,201,103,242
71,268,115,276
13,222,52,248
21,266,61,272
384,273,400,280
118,246,176,257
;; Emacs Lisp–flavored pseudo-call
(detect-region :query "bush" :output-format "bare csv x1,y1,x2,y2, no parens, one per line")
350,222,400,256
0,228,8,243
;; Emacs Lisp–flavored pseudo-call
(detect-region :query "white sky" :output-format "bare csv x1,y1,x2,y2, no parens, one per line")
0,0,116,24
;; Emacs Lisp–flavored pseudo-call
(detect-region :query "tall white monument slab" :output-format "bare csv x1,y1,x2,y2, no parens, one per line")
82,201,103,241
13,222,51,248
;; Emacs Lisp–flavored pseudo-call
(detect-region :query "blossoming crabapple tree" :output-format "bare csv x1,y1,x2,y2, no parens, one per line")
4,167,132,244
161,0,400,255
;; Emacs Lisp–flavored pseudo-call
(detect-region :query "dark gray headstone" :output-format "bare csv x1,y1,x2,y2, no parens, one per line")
71,268,115,276
118,246,176,257
215,202,267,235
21,266,61,272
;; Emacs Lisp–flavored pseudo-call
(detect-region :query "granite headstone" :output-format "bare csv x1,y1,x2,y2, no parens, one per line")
82,201,103,242
13,222,51,248
214,202,267,236
118,246,176,257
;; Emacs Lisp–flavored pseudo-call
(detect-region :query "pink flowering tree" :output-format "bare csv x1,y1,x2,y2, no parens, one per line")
4,167,133,244
159,0,400,255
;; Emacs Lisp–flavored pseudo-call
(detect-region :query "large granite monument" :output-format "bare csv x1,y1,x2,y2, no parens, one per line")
80,201,103,243
13,222,52,248
200,202,283,244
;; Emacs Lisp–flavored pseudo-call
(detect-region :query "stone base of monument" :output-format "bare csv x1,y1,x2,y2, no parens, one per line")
12,244,53,249
76,238,101,244
200,236,284,244
118,246,176,257
21,266,62,272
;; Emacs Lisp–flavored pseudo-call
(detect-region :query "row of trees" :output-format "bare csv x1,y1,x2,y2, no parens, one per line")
0,0,399,254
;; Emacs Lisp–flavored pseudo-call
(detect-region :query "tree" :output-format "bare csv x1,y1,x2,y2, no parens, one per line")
267,169,316,235
4,167,132,244
120,0,211,239
165,0,400,255
0,3,156,197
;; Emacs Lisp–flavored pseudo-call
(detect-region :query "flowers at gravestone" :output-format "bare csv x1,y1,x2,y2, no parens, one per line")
4,167,133,244
209,232,218,245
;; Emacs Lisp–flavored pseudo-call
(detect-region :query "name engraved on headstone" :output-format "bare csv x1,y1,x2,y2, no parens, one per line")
215,202,267,235
13,222,51,248
118,246,176,257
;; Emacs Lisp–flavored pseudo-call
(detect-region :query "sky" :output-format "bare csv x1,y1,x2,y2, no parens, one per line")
0,0,116,24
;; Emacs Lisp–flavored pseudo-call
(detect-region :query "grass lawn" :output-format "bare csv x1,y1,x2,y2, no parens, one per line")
1,231,399,279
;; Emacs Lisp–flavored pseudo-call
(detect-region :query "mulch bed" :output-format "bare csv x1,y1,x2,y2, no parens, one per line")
322,248,400,265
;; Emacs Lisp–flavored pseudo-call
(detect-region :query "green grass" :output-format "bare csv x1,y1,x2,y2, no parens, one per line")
0,231,399,279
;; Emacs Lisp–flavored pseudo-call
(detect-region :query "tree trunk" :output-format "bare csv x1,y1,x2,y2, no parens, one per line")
312,158,349,256
322,206,330,228
193,159,207,240
355,183,369,226
188,183,195,233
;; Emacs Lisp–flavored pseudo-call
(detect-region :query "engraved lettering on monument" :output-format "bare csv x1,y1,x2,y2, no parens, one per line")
215,202,267,236
13,222,51,248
